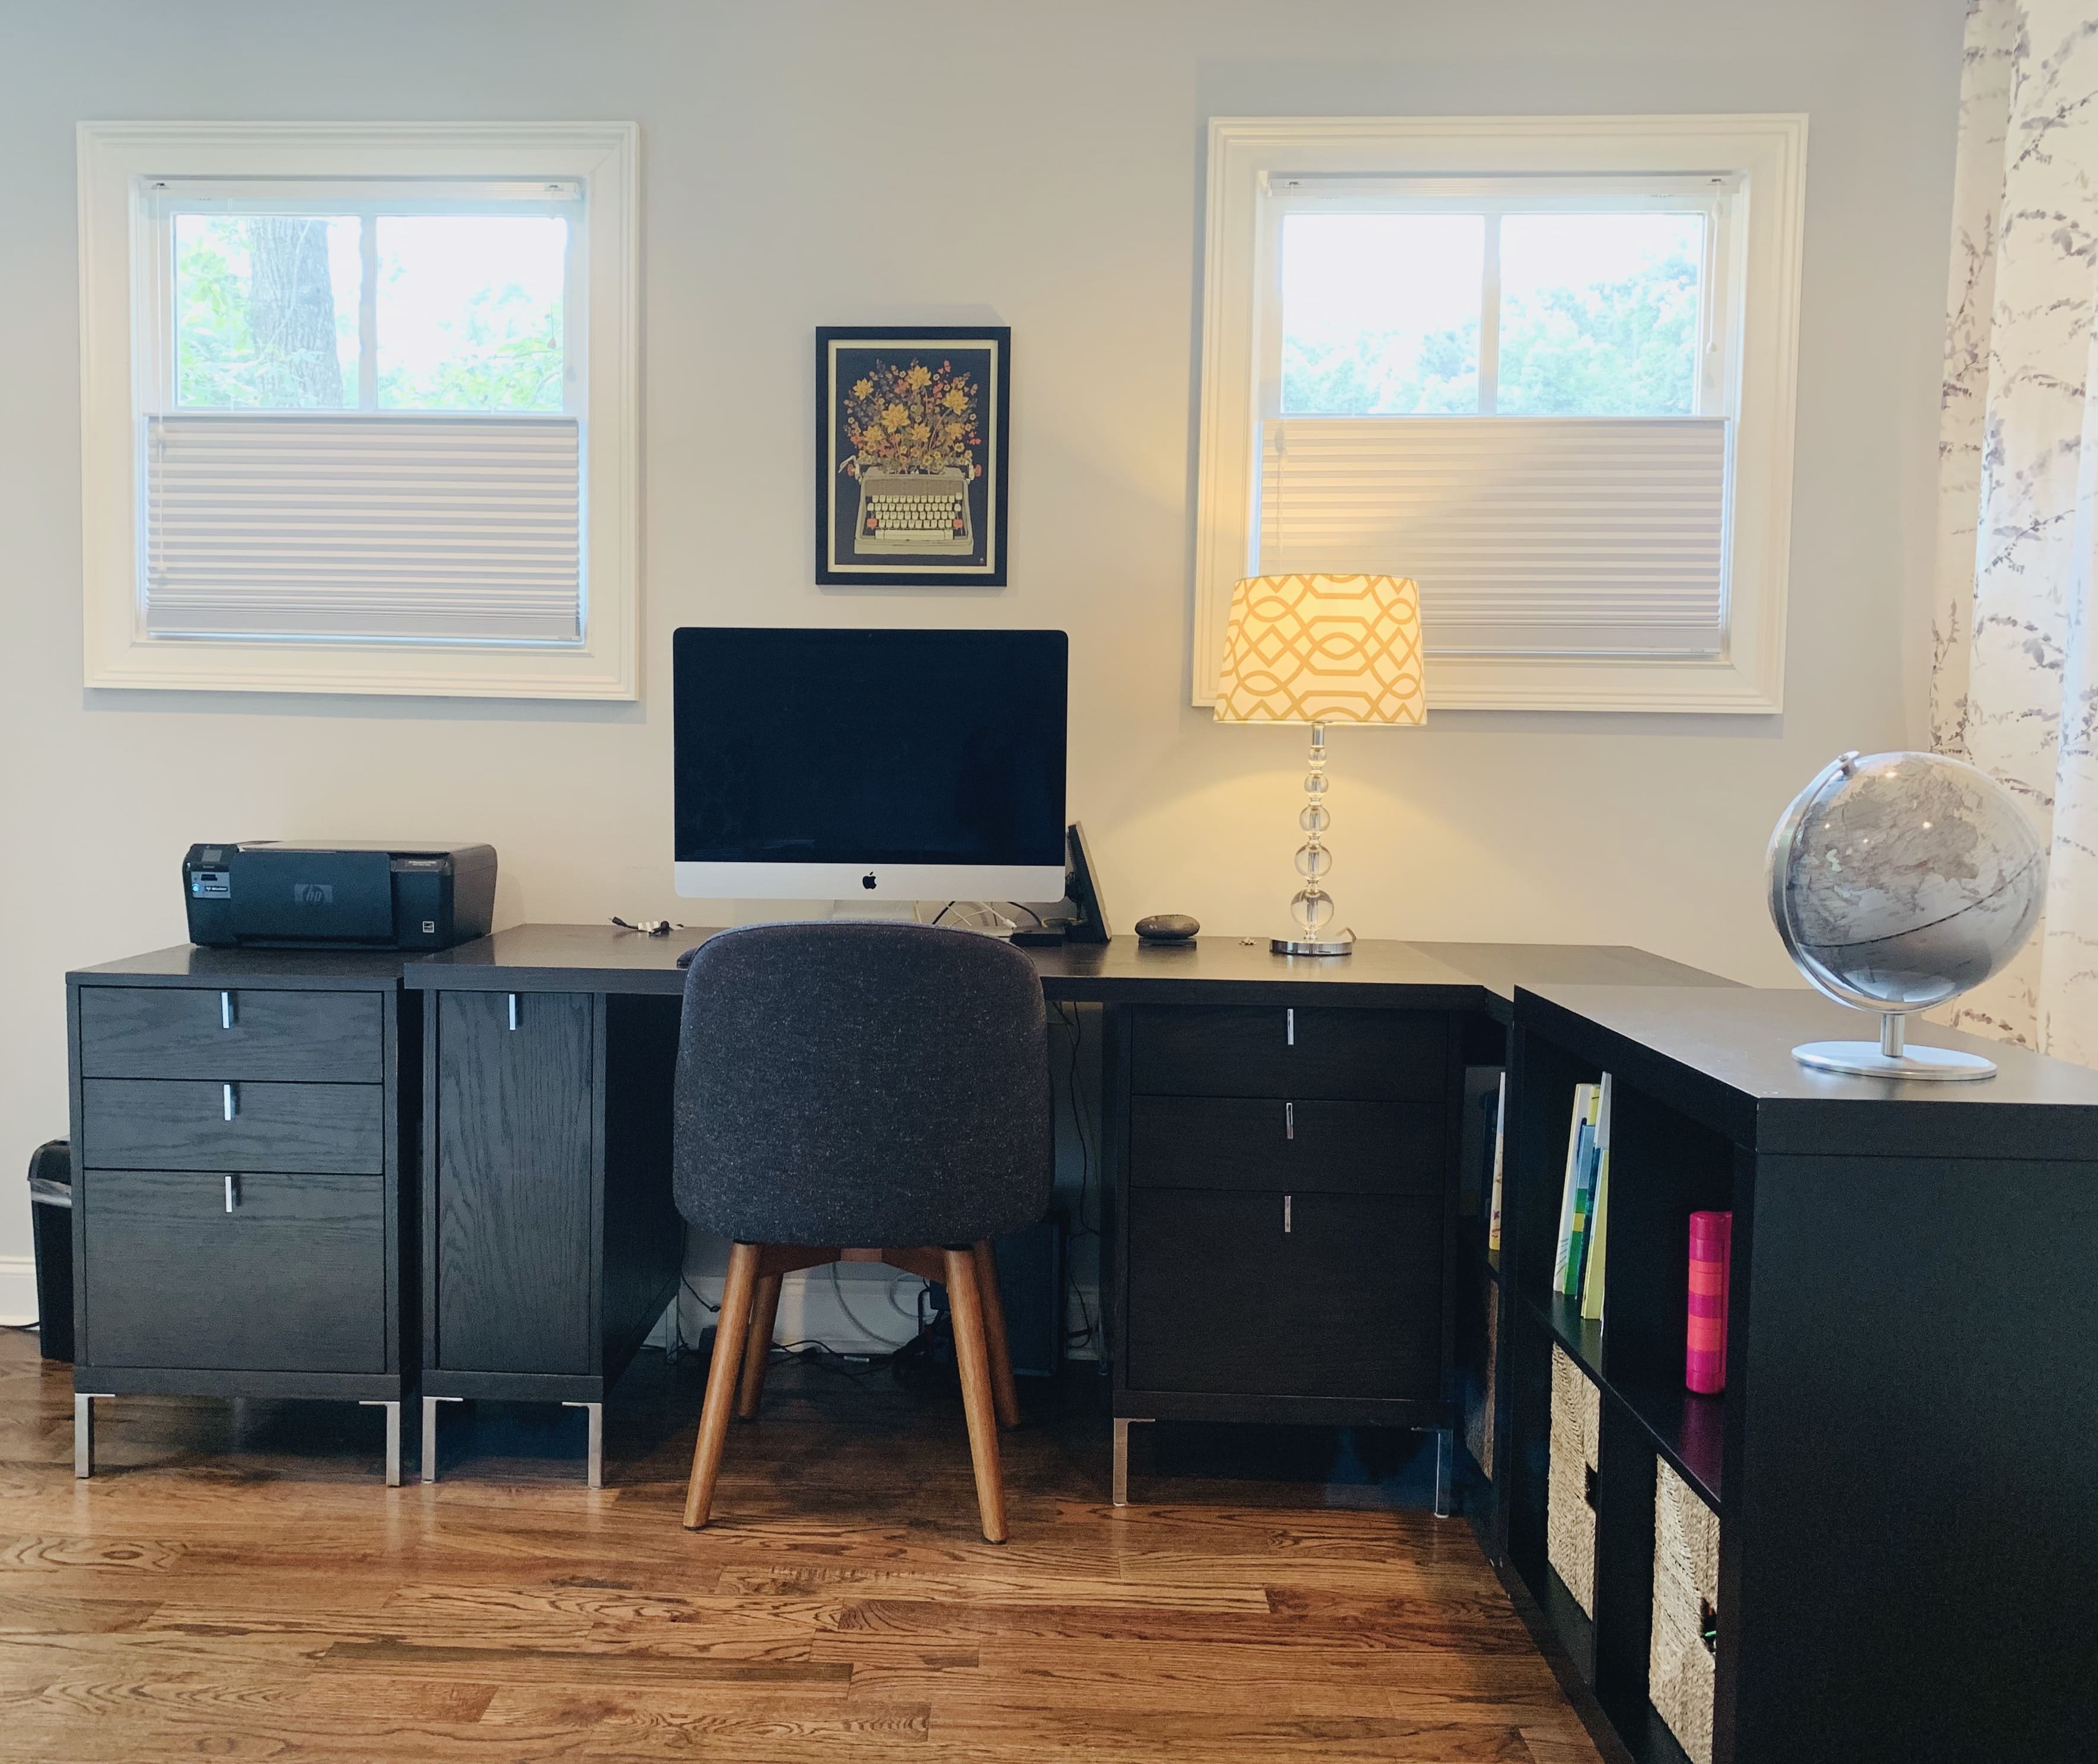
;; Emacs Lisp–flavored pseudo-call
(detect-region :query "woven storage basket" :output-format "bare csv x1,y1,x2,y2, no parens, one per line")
1650,1458,1720,1764
1463,1281,1498,1479
1545,1345,1601,1615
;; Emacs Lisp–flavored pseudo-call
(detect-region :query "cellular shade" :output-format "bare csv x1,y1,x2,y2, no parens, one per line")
143,411,581,642
1258,416,1727,658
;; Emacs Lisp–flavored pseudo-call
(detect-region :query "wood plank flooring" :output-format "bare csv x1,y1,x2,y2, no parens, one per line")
0,1334,1603,1762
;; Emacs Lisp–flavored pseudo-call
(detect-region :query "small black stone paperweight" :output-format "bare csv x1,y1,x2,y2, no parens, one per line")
1135,914,1200,944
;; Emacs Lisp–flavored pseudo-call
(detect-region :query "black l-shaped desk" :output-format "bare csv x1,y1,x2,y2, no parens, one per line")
65,926,1727,1491
401,927,1729,1495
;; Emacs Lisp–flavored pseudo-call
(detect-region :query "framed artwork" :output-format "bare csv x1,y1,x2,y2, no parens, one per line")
817,326,1010,586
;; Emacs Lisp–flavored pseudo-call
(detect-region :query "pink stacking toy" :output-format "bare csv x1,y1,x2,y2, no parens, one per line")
1686,1211,1732,1394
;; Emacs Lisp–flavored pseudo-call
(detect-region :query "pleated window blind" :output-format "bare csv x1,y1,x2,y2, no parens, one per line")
144,413,582,642
1258,417,1730,657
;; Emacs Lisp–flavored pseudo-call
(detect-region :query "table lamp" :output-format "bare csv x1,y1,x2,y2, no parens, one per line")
1214,572,1426,955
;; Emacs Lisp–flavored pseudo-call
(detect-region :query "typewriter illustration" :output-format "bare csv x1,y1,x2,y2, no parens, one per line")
853,467,973,554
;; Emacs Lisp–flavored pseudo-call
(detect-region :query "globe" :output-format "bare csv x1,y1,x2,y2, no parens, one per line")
1765,749,2046,1079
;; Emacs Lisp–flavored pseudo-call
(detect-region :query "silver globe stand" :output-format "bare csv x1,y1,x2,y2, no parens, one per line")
1792,1009,1997,1082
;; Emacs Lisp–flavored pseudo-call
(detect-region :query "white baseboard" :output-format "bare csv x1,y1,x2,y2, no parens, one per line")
0,1255,38,1327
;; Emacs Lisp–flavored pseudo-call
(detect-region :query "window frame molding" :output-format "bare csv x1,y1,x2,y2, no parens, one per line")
1192,114,1807,713
78,119,639,700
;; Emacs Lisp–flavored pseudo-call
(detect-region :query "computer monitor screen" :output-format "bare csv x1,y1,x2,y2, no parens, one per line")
672,627,1069,901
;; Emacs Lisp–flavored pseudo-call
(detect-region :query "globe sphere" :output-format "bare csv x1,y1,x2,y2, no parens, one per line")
1767,750,2045,1014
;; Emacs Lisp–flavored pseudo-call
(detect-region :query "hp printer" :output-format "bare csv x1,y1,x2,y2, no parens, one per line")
183,841,497,951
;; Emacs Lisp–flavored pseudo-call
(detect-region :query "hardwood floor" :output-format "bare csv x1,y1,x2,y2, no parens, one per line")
0,1332,1603,1762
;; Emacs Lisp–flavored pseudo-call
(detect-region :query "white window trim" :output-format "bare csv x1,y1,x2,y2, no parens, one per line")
1192,114,1807,713
78,120,640,700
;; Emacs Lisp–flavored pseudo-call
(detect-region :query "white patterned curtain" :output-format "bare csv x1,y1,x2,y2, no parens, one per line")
1934,0,2098,1061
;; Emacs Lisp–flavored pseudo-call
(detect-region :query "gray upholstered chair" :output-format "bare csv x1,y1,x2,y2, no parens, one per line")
672,921,1053,1542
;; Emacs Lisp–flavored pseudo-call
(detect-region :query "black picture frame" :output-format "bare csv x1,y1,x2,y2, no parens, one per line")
816,326,1010,587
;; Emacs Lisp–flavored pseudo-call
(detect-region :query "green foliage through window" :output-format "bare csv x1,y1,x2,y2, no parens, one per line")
1280,222,1702,418
173,212,566,414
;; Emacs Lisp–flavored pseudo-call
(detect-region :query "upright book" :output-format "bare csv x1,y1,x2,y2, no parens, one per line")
1580,1074,1613,1320
1553,1083,1595,1297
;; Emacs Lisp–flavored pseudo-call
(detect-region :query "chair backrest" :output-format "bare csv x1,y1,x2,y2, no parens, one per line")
672,921,1053,1249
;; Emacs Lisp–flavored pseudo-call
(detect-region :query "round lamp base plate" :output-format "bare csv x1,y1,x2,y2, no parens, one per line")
1792,1040,1997,1082
1272,932,1355,958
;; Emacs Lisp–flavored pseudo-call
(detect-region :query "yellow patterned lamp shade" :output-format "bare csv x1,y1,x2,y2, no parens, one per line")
1214,572,1426,725
1214,573,1425,957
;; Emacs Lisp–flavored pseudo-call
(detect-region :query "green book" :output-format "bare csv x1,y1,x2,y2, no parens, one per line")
1565,1083,1601,1296
1553,1084,1594,1296
1581,1074,1612,1320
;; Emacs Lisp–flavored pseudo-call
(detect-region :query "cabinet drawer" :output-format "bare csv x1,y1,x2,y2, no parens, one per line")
1124,1186,1442,1400
1130,1096,1444,1197
1129,1006,1445,1102
79,1079,384,1174
81,1168,384,1372
78,986,383,1082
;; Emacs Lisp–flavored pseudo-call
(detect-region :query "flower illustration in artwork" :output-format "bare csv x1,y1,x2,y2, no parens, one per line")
840,356,983,479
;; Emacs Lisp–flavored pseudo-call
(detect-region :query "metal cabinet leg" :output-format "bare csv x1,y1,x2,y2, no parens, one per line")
74,1393,110,1479
361,1401,403,1487
563,1401,604,1488
1433,1426,1455,1519
1112,1416,1151,1507
422,1395,461,1483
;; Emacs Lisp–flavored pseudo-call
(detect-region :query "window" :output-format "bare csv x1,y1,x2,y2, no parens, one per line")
1194,117,1806,712
79,123,637,697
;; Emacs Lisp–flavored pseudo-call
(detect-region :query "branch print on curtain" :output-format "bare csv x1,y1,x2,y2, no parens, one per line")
1934,0,2098,1062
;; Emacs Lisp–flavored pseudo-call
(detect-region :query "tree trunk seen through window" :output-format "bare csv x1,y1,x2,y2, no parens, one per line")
246,218,343,408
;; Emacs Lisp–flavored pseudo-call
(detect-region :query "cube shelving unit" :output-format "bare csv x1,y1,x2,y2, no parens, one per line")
1465,984,2098,1764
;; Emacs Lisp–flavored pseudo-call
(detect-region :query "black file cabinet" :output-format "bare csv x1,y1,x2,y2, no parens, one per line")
416,985,684,1487
1107,1001,1459,1503
65,948,416,1484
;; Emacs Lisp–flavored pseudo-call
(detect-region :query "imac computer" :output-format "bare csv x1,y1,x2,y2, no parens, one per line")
672,627,1069,902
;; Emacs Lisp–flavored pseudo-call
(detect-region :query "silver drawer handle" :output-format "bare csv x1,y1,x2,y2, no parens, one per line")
223,1082,237,1121
220,990,234,1030
1286,1100,1294,1140
1283,1193,1293,1234
225,1175,239,1213
508,993,520,1032
1286,1007,1294,1047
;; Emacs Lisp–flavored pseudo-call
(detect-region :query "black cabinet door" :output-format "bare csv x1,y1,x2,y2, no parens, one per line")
434,991,595,1375
1123,1186,1442,1400
81,1168,385,1372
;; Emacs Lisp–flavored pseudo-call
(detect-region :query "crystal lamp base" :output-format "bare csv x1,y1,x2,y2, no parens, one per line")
1272,929,1356,957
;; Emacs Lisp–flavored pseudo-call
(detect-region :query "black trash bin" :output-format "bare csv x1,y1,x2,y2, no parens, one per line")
27,1140,72,1363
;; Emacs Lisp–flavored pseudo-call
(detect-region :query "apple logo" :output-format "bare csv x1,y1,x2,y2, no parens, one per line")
862,872,877,890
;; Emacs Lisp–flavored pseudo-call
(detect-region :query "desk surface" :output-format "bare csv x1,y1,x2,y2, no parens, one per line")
1520,981,2098,1157
401,923,1733,1013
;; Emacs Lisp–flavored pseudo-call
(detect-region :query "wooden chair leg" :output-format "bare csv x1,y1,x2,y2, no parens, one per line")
971,1239,1022,1430
943,1246,1009,1543
684,1242,760,1530
736,1272,783,1420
